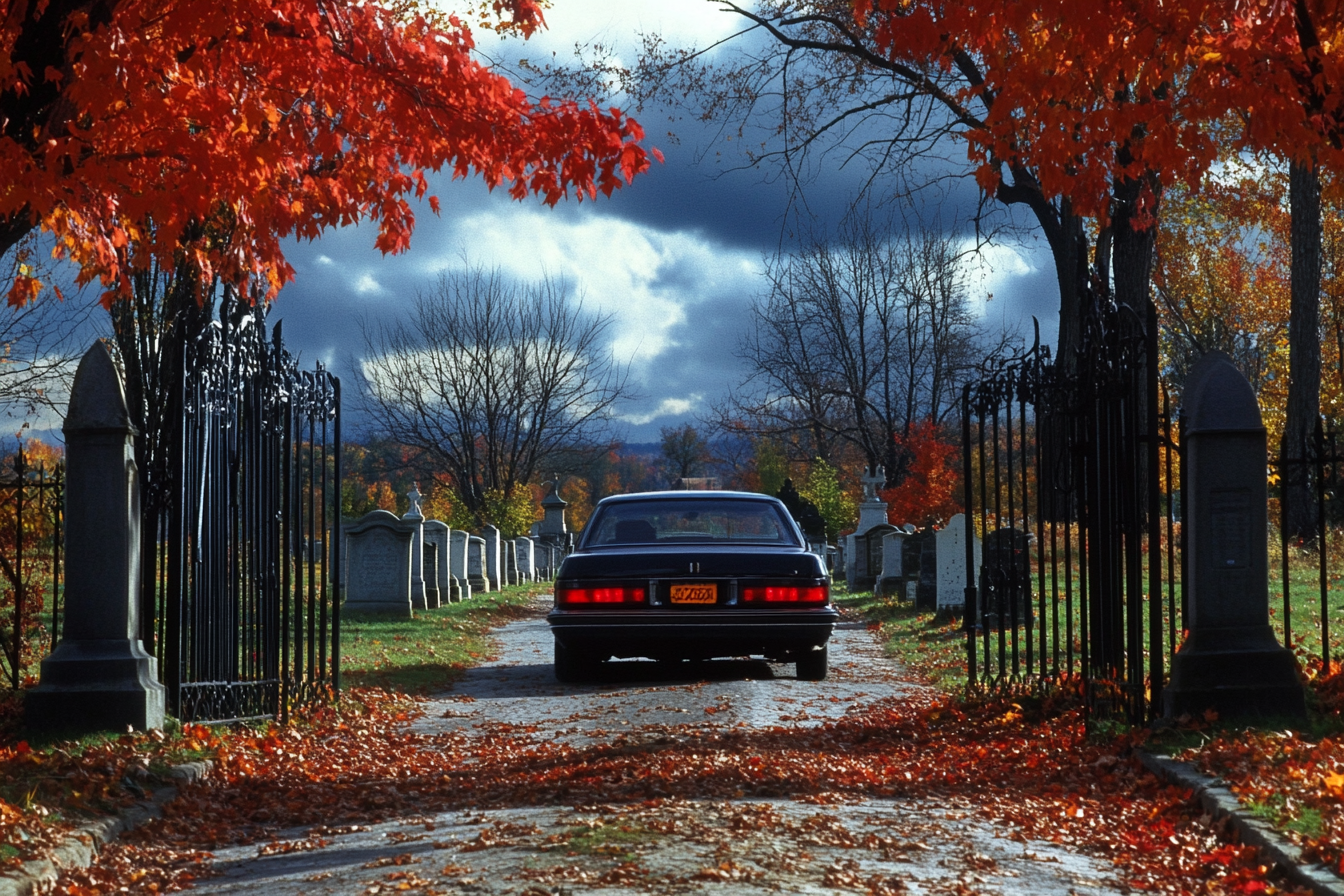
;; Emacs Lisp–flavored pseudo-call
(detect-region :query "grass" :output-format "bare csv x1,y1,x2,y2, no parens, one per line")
555,819,659,860
339,581,549,692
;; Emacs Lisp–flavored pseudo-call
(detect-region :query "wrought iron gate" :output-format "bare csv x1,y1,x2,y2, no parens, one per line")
959,299,1181,724
158,306,341,723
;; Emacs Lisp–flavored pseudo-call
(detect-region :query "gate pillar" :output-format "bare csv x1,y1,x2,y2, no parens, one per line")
1165,352,1305,720
26,342,166,733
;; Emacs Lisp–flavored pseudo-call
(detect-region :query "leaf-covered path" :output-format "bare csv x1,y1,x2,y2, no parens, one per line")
55,604,1295,894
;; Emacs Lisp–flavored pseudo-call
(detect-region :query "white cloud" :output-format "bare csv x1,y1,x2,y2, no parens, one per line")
961,240,1036,316
352,273,384,295
621,394,704,426
418,206,759,379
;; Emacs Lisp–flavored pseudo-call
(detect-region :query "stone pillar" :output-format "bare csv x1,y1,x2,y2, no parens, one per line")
404,486,427,610
26,342,166,734
540,479,568,538
1165,352,1306,720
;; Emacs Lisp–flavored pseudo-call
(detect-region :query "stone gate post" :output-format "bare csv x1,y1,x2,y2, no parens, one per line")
26,342,166,733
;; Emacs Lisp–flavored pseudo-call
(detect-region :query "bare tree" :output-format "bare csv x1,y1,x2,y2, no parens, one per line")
719,213,990,484
358,267,634,524
659,423,712,482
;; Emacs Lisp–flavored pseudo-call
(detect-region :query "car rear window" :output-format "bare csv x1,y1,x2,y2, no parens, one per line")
583,498,800,547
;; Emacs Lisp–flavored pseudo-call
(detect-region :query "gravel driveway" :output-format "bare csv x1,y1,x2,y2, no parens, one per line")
179,603,1132,895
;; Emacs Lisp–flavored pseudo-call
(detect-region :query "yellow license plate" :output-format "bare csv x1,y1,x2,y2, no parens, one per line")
670,583,717,604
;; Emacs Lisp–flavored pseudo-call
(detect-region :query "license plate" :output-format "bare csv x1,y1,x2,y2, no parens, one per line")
670,583,717,604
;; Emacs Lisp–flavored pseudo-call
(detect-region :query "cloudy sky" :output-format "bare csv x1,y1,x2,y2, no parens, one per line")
18,0,1060,446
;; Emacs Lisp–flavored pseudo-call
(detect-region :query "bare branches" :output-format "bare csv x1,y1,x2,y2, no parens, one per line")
357,265,633,523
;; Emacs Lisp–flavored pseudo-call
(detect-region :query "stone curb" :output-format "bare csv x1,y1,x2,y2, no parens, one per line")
0,761,212,896
1138,751,1344,896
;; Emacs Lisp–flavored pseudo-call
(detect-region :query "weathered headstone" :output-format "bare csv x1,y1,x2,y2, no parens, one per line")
846,466,890,592
482,525,502,591
343,510,414,616
26,342,166,734
876,529,907,600
1165,352,1305,720
915,530,937,609
935,514,981,615
423,521,451,605
978,527,1033,627
515,537,535,583
504,539,518,586
423,541,440,608
540,479,568,539
447,529,470,601
852,523,896,593
467,535,488,592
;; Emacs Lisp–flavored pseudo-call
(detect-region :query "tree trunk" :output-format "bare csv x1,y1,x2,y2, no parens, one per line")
1284,158,1322,543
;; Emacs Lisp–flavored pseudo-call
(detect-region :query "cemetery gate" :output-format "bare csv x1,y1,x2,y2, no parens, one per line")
959,299,1180,724
155,307,341,723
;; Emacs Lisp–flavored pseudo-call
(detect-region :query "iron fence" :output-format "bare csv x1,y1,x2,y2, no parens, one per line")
154,306,341,723
0,447,62,690
959,298,1180,724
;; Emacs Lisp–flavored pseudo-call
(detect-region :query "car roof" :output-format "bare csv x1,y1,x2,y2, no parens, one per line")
594,490,785,505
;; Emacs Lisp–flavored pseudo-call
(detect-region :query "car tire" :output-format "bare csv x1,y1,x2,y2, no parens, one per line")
554,639,598,683
796,645,828,681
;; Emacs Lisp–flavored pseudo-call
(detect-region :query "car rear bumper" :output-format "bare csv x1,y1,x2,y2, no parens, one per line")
547,607,839,661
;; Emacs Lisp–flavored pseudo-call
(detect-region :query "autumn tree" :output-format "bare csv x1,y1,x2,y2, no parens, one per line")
0,0,656,308
659,424,712,484
358,265,633,528
725,212,985,485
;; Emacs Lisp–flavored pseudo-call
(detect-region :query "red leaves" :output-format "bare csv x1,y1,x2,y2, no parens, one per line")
0,0,657,306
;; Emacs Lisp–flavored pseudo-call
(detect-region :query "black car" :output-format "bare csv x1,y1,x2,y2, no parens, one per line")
547,491,838,682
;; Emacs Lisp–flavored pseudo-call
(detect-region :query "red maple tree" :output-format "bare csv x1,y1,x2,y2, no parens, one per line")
0,0,658,307
879,421,960,529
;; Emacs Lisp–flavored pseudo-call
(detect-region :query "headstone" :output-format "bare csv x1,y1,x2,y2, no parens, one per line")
1165,352,1305,720
978,527,1032,627
424,521,452,605
467,535,488,592
482,525,502,591
404,486,427,610
342,510,414,616
515,537,535,583
855,465,889,534
935,514,980,614
422,541,440,608
851,523,896,592
540,478,568,538
915,530,937,608
447,529,470,601
504,539,519,586
876,529,907,599
26,342,166,734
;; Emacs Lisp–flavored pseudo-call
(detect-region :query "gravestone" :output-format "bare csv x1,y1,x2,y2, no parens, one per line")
403,487,428,610
343,510,415,616
852,523,896,593
423,521,452,604
467,536,488,592
423,541,440,608
515,537,535,583
978,527,1033,627
448,529,471,601
482,525,503,591
846,466,890,592
504,539,518,586
935,514,981,615
1165,352,1305,720
911,529,937,609
26,342,166,734
876,529,908,600
539,479,568,539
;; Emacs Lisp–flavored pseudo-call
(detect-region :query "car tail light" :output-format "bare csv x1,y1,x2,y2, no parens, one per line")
740,585,829,605
556,584,647,605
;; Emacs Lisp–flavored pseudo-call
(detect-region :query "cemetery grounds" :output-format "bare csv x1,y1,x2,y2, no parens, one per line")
0,577,1340,892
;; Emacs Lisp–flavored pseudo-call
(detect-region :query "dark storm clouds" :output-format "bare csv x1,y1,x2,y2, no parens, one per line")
264,3,1057,444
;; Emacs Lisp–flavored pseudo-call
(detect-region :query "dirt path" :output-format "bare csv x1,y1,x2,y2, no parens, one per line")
158,605,1132,895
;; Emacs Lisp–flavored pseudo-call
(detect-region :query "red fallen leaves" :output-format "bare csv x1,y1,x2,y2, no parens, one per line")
33,685,1314,894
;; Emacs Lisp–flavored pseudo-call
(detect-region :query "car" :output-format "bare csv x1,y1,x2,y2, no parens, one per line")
546,490,838,682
